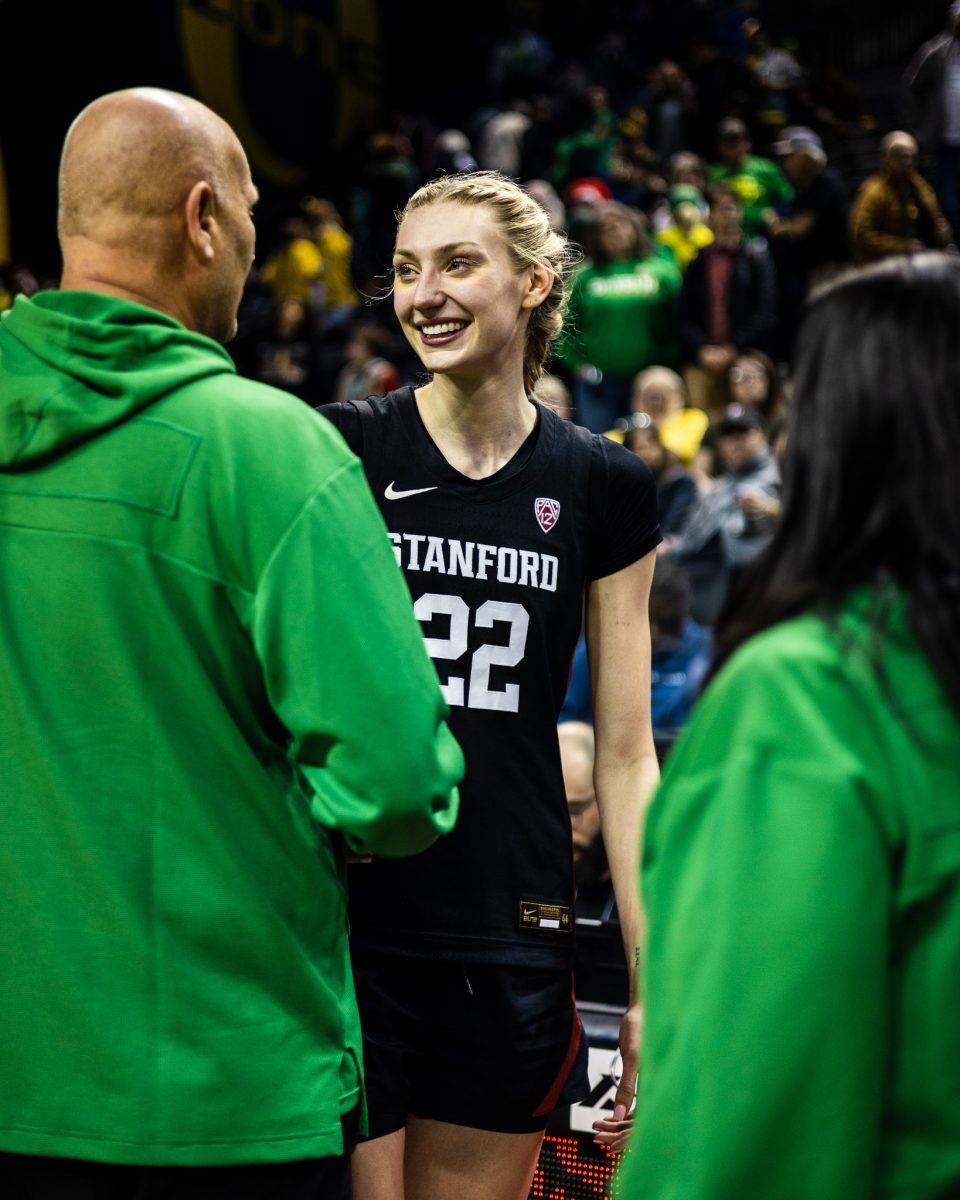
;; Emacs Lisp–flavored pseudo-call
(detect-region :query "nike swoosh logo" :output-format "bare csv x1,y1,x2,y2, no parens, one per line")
384,482,438,500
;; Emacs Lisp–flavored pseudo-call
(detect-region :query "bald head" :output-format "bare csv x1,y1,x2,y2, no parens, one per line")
559,721,595,797
559,722,598,862
632,365,687,419
881,131,918,157
60,88,241,243
58,89,258,342
881,130,919,181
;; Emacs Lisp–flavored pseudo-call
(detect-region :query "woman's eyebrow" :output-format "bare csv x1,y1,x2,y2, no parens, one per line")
393,241,485,259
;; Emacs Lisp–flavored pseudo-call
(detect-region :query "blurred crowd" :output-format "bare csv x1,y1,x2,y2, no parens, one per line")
3,6,958,887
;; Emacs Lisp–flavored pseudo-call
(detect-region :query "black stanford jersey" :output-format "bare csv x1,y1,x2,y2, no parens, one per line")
319,388,659,967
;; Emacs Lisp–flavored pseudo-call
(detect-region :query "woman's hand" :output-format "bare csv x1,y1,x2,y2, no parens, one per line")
592,1002,643,1150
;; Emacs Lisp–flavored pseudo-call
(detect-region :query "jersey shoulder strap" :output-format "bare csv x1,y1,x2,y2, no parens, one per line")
351,395,387,481
560,413,602,501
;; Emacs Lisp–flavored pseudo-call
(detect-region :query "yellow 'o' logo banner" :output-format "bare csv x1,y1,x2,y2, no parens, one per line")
177,0,382,187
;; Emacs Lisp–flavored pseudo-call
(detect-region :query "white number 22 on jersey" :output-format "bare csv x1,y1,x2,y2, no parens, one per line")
413,593,530,713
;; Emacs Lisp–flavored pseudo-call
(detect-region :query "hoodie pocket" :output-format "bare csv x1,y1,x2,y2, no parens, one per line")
0,417,200,518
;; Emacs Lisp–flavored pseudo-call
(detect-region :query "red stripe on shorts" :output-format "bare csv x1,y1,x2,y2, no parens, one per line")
532,974,583,1118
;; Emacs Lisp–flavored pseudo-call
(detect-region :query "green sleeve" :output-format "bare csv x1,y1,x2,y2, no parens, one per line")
620,656,890,1198
766,160,795,207
250,458,463,857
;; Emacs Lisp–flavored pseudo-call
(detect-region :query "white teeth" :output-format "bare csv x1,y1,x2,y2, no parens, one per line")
422,322,466,336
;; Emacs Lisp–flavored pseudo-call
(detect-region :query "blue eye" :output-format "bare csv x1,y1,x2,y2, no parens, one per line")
394,264,416,280
448,258,471,272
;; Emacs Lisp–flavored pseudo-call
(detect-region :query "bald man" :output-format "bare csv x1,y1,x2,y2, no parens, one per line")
850,130,954,263
559,721,600,877
0,89,462,1198
57,87,258,341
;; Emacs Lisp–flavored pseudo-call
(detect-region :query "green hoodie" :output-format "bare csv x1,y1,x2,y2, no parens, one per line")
554,256,682,376
619,590,960,1199
0,291,463,1166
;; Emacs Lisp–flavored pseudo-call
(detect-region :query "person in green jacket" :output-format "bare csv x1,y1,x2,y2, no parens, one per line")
0,89,462,1197
554,201,682,432
709,116,794,239
611,253,960,1198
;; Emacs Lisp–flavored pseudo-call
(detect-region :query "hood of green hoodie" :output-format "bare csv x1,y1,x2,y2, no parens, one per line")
0,291,236,469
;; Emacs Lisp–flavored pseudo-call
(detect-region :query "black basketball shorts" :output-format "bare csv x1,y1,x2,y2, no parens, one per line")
352,955,590,1139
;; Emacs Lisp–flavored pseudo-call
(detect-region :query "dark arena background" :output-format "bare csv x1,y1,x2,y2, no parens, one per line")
0,2,952,1197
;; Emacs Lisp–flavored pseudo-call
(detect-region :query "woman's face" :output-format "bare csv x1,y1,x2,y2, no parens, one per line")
597,210,637,261
729,356,769,408
709,196,742,241
672,161,705,191
392,201,541,385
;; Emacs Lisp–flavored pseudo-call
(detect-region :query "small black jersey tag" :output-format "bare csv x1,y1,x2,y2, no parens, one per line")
518,900,572,933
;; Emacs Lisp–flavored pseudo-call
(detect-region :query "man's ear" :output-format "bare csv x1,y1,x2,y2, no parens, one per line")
521,259,556,309
185,180,216,263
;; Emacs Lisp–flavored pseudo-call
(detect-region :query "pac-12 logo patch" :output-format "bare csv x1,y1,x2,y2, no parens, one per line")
535,497,560,533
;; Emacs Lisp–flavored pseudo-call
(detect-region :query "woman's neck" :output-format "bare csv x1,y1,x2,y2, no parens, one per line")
415,369,538,480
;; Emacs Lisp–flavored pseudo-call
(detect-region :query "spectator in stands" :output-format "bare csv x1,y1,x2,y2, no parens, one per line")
656,186,714,271
558,722,601,883
550,87,618,187
478,103,531,176
766,128,847,268
609,108,668,211
353,132,420,284
558,721,613,918
662,404,781,624
623,416,699,536
619,366,709,468
332,324,399,406
259,218,323,305
709,117,794,238
647,559,711,732
680,186,778,414
534,373,573,420
687,38,763,154
743,20,804,141
764,127,848,351
519,94,558,180
669,151,709,196
489,22,553,98
301,198,358,329
0,263,40,313
563,175,612,252
556,202,682,431
524,178,566,231
644,61,698,163
433,129,478,175
254,297,316,403
904,2,960,230
850,131,953,264
724,349,782,425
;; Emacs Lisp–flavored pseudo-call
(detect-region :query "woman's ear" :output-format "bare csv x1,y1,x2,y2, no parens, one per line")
521,259,556,309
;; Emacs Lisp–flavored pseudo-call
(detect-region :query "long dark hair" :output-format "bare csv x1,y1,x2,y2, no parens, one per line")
712,253,960,718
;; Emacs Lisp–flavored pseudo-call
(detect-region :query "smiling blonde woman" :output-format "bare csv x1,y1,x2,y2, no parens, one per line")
320,172,662,1200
